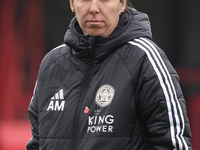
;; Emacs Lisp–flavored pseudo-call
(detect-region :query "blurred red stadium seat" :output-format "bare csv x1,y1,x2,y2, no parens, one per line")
0,120,31,150
188,94,200,150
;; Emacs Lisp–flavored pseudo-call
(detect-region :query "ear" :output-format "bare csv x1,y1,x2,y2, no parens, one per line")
120,0,126,13
69,0,75,13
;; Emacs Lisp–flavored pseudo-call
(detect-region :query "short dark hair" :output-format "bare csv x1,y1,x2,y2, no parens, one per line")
120,0,133,8
61,0,133,10
127,0,133,7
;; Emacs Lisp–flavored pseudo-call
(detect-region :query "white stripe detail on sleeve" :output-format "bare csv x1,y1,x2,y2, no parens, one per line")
128,38,188,150
30,80,38,105
139,38,188,149
52,43,66,51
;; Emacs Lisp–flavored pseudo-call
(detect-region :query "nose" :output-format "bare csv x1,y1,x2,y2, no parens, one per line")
89,0,99,14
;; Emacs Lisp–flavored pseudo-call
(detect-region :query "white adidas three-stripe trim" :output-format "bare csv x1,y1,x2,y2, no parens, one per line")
51,89,64,100
52,43,66,51
128,38,188,150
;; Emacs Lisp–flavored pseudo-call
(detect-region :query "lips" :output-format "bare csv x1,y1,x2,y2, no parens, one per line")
86,20,104,26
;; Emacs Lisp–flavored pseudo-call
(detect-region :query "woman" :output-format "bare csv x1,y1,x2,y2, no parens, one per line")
26,0,192,149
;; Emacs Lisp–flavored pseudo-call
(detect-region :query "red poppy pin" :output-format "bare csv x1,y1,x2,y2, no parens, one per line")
84,106,89,114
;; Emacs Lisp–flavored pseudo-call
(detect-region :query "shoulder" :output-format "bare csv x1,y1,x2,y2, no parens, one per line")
115,38,153,67
117,37,170,66
39,43,70,74
128,38,164,58
115,37,176,81
128,38,175,73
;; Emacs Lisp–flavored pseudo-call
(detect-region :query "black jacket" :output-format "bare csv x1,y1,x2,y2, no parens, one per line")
27,8,192,150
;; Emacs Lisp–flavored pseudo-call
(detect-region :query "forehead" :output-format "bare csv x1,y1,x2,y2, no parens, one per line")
72,0,123,2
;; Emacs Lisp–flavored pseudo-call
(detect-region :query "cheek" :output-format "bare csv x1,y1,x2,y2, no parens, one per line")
106,11,120,24
104,6,121,19
75,11,85,25
76,16,85,29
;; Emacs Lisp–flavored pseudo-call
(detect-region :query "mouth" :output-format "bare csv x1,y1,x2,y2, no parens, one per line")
86,20,104,26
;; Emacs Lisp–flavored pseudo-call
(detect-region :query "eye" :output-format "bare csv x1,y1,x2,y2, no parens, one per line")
84,0,90,1
101,0,110,2
79,0,91,3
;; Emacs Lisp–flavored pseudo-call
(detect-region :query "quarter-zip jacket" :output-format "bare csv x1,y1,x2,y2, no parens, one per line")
26,8,192,150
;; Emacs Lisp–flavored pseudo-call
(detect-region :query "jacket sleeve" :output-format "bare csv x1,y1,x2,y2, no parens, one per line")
133,38,192,150
26,80,39,150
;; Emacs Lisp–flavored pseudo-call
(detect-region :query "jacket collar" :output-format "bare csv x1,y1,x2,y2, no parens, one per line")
64,8,152,63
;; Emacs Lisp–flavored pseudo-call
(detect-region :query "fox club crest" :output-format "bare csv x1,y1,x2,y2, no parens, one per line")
95,84,115,107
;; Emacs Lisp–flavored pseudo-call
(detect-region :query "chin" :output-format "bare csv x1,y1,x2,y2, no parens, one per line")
89,34,102,37
86,29,105,37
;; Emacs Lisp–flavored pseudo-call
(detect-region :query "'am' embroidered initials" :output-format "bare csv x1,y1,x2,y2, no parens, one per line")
47,89,65,111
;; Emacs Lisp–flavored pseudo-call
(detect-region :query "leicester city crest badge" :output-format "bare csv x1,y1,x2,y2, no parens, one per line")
95,84,115,107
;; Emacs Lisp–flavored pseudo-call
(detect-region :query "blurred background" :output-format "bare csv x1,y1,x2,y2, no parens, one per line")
0,0,199,149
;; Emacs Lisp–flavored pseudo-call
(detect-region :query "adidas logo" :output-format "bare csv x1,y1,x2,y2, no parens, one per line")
47,89,65,111
51,89,64,100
